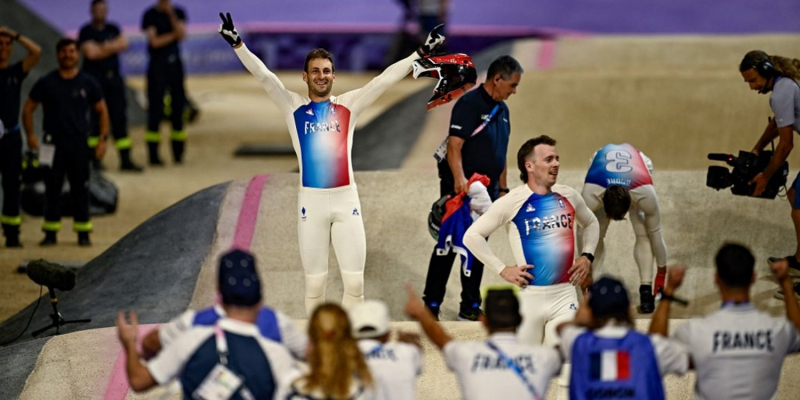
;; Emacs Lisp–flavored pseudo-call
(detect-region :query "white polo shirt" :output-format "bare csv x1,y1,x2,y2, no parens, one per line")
673,303,800,400
358,339,422,400
159,304,308,360
147,318,301,398
443,332,562,400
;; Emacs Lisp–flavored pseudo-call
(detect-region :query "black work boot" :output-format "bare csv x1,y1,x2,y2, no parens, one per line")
639,285,655,314
78,232,92,247
119,149,144,172
40,231,57,246
148,142,163,166
3,226,22,248
171,140,185,164
5,234,22,248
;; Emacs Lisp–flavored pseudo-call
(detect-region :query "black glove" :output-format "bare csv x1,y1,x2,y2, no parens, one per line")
218,12,242,47
417,24,445,57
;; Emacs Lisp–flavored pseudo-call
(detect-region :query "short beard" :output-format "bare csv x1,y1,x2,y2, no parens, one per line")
58,60,78,70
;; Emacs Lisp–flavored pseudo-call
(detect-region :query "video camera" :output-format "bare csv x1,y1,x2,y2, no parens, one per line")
706,150,788,199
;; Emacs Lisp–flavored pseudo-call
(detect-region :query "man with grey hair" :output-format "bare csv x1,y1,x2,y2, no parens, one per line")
423,55,524,321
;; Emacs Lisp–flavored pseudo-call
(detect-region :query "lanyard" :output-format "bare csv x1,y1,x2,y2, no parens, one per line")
432,104,502,163
486,341,541,400
470,104,501,137
215,324,229,366
214,324,256,400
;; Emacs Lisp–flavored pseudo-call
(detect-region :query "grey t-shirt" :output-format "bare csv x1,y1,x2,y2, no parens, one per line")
673,304,800,400
769,76,800,133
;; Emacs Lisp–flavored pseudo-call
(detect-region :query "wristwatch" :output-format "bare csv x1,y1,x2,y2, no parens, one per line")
498,187,510,194
580,252,595,263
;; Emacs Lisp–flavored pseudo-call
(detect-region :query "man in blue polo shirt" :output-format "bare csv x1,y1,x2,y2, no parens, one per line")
117,249,301,399
423,55,523,321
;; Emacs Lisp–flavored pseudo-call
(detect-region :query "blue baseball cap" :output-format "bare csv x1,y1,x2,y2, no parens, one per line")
588,277,629,318
218,249,262,306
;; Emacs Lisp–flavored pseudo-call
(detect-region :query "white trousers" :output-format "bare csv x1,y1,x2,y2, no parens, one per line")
517,283,578,400
297,186,366,316
517,283,578,347
593,203,655,285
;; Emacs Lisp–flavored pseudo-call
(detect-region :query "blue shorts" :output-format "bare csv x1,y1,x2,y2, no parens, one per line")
793,172,800,209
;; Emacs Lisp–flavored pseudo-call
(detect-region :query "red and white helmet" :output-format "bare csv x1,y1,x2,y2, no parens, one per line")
412,53,477,111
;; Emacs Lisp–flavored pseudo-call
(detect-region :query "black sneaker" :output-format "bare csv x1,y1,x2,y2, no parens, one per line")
774,283,800,300
639,285,655,314
457,308,484,321
39,232,57,246
78,232,92,247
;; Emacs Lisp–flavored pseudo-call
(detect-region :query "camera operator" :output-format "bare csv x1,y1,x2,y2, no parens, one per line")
740,51,800,278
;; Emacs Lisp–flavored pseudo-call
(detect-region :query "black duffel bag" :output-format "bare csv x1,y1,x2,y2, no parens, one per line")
21,154,118,216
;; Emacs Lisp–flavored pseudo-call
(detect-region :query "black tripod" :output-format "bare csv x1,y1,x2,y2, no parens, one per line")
31,286,91,337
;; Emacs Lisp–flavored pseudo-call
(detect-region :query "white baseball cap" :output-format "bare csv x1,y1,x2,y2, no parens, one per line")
349,300,390,339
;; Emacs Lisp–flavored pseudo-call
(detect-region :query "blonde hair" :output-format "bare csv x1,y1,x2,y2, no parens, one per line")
769,55,800,81
303,304,373,399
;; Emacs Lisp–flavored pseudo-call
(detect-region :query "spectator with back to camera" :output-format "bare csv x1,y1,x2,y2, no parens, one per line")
349,300,423,400
117,249,301,400
405,284,562,400
739,51,800,299
559,276,689,400
286,303,378,400
650,243,800,400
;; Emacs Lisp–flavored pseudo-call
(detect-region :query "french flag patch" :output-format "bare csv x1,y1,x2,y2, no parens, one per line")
590,351,630,381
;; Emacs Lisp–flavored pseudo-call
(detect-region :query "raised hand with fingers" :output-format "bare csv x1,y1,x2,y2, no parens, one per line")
218,12,242,48
417,24,445,57
116,311,139,347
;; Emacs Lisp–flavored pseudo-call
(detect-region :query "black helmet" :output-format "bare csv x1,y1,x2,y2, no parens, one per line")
413,53,477,111
427,194,450,240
